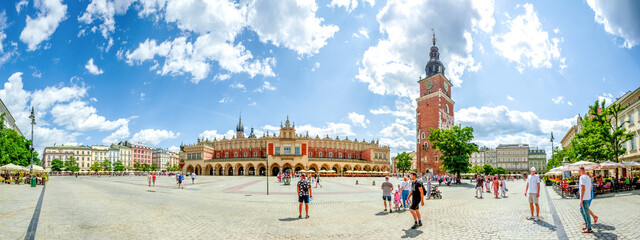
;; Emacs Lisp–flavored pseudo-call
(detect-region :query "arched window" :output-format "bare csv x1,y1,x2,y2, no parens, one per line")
446,105,449,113
421,132,425,139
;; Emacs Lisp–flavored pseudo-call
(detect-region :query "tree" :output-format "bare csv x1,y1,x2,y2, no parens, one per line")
0,113,41,166
482,164,493,176
90,162,102,173
394,152,413,176
64,156,80,173
51,158,64,172
571,100,609,162
113,160,125,172
604,103,633,163
547,147,573,171
428,125,478,184
492,167,508,175
470,165,483,174
151,163,158,172
133,162,141,171
101,159,112,171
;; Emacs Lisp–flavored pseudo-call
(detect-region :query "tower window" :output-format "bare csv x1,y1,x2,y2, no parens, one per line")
446,105,449,113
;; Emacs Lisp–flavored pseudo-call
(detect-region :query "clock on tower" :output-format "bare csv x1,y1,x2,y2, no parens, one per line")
415,30,455,175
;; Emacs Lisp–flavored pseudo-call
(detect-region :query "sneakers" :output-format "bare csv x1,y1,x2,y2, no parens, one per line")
390,209,393,213
298,216,302,219
419,222,423,227
534,217,540,221
305,215,310,219
526,216,534,220
411,223,419,229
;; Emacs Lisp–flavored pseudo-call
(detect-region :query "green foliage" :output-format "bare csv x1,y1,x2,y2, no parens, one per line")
113,160,125,171
51,158,64,172
492,167,508,175
133,162,141,171
547,147,572,170
482,164,493,175
605,103,633,162
90,161,102,172
166,164,181,172
64,156,80,173
394,152,412,175
0,113,40,166
428,125,478,181
151,163,158,172
101,160,112,171
470,165,483,174
141,163,151,172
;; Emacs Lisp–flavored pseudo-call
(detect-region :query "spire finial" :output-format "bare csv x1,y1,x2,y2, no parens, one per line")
432,28,436,46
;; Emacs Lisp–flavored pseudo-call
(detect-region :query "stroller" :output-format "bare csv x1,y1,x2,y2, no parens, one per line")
431,186,442,199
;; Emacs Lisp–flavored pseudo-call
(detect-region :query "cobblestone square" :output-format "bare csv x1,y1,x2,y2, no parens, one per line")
1,176,639,239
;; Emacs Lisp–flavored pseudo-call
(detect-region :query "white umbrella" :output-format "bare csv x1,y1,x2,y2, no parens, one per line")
624,161,640,168
597,161,625,170
0,163,24,171
548,166,564,173
327,170,336,173
27,164,45,172
565,161,599,171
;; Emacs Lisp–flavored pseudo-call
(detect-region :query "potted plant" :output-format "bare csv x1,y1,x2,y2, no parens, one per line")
10,177,15,184
0,176,4,184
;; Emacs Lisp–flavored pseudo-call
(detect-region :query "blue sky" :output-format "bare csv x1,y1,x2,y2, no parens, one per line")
0,0,638,157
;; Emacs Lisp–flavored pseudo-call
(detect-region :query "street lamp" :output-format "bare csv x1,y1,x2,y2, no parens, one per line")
266,151,269,195
550,131,555,163
29,107,36,187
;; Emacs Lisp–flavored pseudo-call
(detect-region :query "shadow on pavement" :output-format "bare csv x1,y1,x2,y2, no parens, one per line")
278,217,301,222
400,228,423,238
534,220,556,231
375,211,389,216
593,231,618,240
592,223,616,231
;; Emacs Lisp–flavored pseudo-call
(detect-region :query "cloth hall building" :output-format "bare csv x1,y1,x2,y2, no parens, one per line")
180,117,391,176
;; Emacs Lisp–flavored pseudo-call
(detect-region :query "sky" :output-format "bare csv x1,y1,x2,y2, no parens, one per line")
0,0,638,159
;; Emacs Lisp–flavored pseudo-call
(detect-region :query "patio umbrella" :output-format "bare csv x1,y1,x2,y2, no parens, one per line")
27,164,45,172
597,161,625,170
548,166,564,173
624,161,640,168
0,163,24,171
565,161,599,171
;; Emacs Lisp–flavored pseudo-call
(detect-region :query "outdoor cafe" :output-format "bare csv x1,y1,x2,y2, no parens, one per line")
545,161,640,198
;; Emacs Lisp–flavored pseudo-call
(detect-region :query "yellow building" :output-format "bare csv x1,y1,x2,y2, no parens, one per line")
180,117,391,176
614,87,640,163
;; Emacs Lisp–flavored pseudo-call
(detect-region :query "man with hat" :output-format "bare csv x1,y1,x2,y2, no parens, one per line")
297,173,312,219
525,167,541,221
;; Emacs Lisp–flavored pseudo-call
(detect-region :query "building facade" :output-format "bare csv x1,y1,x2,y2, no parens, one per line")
42,145,106,170
131,143,152,165
561,115,582,150
0,97,22,136
416,33,455,175
528,147,547,173
392,151,417,173
152,148,174,171
110,143,132,168
615,87,640,163
170,152,179,168
91,145,109,164
495,144,530,174
180,117,391,176
41,145,74,169
470,150,485,167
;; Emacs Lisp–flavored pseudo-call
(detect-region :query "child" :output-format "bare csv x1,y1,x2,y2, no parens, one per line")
393,189,401,211
500,176,507,197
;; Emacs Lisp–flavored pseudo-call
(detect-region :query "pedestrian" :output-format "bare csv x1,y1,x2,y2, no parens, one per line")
381,177,394,213
475,174,484,199
400,177,411,208
500,176,507,197
485,176,491,193
579,167,593,233
152,173,156,187
525,167,541,221
147,175,151,187
393,190,401,211
585,173,598,225
178,173,184,189
492,175,499,198
425,176,432,199
297,173,312,219
407,172,424,229
191,172,196,184
315,174,322,188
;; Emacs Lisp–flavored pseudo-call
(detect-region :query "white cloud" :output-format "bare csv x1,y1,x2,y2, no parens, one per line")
218,96,231,103
254,81,276,92
50,101,129,131
214,73,231,81
78,0,135,39
552,96,564,104
353,27,369,39
199,129,234,140
16,0,29,14
130,128,179,146
248,0,339,56
297,122,356,138
490,4,562,73
85,58,104,75
379,137,414,152
0,12,8,53
139,92,145,101
586,0,640,48
311,62,320,71
379,120,412,138
329,0,375,13
597,92,614,106
20,0,68,51
102,125,130,145
348,112,369,128
507,95,514,101
168,145,179,153
369,98,415,124
230,82,245,89
31,84,88,111
356,0,494,98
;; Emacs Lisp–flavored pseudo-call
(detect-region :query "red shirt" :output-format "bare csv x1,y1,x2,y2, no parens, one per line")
152,175,156,180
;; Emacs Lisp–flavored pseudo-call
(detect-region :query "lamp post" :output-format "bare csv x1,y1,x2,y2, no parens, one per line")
266,152,269,195
29,107,36,187
550,131,555,165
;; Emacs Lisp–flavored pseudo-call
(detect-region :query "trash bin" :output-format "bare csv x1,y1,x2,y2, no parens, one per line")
284,177,291,185
31,177,36,187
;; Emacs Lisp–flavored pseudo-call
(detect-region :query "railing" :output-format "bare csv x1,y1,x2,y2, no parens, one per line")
308,158,370,163
204,157,266,162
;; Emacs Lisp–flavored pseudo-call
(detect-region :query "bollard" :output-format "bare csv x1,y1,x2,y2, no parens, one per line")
372,180,375,186
356,180,359,185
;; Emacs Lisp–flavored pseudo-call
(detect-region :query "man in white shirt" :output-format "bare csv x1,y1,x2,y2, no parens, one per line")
525,167,541,221
579,166,593,233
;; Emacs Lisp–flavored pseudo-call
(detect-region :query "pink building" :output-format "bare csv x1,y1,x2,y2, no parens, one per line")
132,143,152,165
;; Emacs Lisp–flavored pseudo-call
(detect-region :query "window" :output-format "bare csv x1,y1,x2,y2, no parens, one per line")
356,154,359,159
275,147,281,155
632,136,636,150
295,147,300,155
244,152,248,157
254,152,257,157
446,105,449,113
348,154,351,158
329,152,333,158
339,153,343,158
309,152,312,157
216,153,220,158
319,152,323,158
234,152,238,157
630,114,634,125
375,153,378,158
225,153,229,158
284,145,291,155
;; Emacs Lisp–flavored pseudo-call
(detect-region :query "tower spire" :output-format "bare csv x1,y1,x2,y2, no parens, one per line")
432,28,436,46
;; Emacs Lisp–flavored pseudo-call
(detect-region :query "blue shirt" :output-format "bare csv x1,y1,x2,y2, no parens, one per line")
178,174,184,181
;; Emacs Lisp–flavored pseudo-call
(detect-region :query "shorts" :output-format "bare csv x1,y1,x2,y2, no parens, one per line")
410,198,420,210
178,180,182,184
298,195,310,203
382,195,391,201
528,194,539,204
